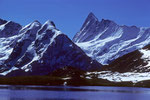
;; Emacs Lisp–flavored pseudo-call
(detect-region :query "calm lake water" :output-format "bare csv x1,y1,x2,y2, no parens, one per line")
0,85,150,100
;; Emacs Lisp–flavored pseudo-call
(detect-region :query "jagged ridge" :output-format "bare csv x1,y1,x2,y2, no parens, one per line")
0,19,102,76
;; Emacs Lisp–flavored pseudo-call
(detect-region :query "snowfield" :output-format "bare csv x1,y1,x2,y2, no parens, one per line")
86,71,150,83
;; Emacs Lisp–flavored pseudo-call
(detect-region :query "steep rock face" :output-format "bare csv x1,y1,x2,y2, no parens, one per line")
0,21,23,66
0,19,101,76
0,21,22,37
73,12,150,65
5,21,41,67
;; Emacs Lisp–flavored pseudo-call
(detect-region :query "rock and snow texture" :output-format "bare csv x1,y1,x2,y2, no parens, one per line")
85,44,150,83
95,44,150,81
0,18,101,76
73,12,150,65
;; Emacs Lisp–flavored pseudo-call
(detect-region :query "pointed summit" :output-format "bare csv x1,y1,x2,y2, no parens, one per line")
33,20,41,25
44,20,56,28
73,13,118,43
79,12,98,33
81,12,98,28
19,20,41,34
30,20,41,27
87,12,98,20
82,12,98,25
73,12,99,42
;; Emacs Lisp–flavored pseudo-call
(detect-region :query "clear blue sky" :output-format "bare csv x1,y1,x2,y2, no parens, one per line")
0,0,150,39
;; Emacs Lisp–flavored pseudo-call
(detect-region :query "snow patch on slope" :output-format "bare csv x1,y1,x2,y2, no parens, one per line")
139,49,150,68
0,67,18,76
0,34,22,64
86,71,150,83
140,49,150,59
0,24,5,31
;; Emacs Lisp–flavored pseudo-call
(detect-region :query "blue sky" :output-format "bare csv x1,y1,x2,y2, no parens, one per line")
0,0,150,39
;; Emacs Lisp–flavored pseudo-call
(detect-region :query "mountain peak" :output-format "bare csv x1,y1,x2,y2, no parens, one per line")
80,12,98,32
0,18,7,25
72,12,99,42
88,12,95,17
87,12,98,21
44,20,56,28
21,20,41,31
31,20,41,26
33,20,41,24
73,13,117,43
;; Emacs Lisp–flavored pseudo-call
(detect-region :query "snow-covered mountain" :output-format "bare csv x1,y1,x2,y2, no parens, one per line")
73,12,150,65
0,18,101,76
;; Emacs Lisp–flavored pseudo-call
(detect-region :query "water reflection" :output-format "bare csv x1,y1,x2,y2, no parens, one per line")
0,85,149,93
10,98,81,100
0,85,150,100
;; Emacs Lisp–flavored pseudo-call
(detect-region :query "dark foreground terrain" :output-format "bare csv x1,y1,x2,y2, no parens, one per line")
0,67,149,88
